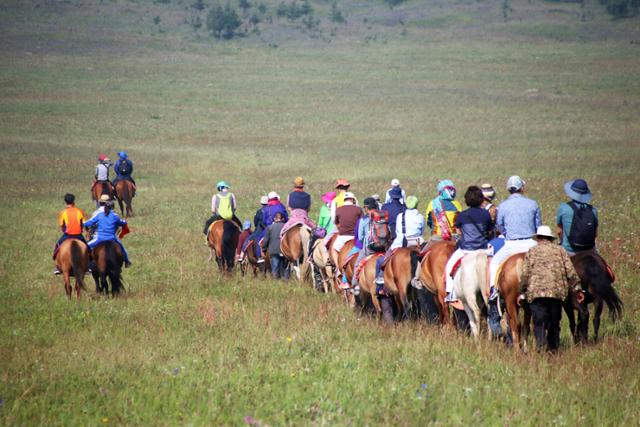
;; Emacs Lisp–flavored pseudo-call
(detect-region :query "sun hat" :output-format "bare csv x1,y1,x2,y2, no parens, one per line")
405,196,418,209
535,225,555,240
321,191,336,204
268,191,279,200
506,176,525,192
480,183,496,201
564,179,592,204
293,176,305,187
343,191,356,201
216,181,230,190
260,195,269,205
118,151,128,160
363,197,377,209
335,179,350,189
391,178,400,187
99,194,111,202
243,220,251,230
389,187,402,199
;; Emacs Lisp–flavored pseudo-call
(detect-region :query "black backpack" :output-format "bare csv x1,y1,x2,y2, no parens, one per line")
119,160,132,176
568,202,597,250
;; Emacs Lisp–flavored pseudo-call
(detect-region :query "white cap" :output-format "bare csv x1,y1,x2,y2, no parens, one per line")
260,196,268,205
343,192,355,201
99,194,110,202
535,225,554,239
391,178,400,187
506,175,525,191
267,191,279,200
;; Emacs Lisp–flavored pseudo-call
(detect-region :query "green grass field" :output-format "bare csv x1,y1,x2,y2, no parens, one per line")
1,0,640,425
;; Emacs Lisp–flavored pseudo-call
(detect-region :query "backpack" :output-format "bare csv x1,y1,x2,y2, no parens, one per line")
118,160,132,176
368,209,390,252
568,202,597,251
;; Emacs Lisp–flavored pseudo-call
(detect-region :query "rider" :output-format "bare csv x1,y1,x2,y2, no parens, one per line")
444,186,494,302
556,178,598,256
325,179,352,247
236,219,252,262
262,191,288,227
53,193,88,274
203,181,242,235
384,178,407,204
425,179,462,241
83,199,131,267
350,197,381,292
239,196,269,262
112,151,135,189
317,191,336,233
374,196,424,295
281,176,315,235
488,175,541,300
480,183,498,226
262,212,289,279
381,187,405,242
91,154,112,195
331,192,363,289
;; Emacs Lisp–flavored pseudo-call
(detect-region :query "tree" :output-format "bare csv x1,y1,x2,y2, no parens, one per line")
207,2,242,39
330,1,345,23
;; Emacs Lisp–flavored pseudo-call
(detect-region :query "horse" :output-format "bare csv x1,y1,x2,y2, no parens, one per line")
383,247,420,320
241,240,270,278
115,180,135,218
55,239,90,299
335,239,357,307
418,240,456,324
91,241,124,296
496,253,528,349
92,181,114,205
310,237,334,293
357,253,396,323
280,224,311,282
452,250,489,338
565,251,623,343
207,220,240,274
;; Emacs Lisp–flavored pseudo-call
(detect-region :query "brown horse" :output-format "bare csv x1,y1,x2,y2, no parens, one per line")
91,241,124,296
55,239,90,299
496,253,528,349
207,220,239,274
418,240,456,324
115,180,135,218
383,247,420,320
565,251,623,343
280,224,311,282
92,181,114,204
357,254,391,321
335,239,357,307
241,240,270,278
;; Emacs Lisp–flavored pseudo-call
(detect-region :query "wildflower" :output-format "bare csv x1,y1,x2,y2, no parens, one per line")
287,336,293,343
102,417,109,424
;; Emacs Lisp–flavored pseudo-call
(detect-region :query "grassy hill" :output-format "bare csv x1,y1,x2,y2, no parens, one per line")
1,0,639,425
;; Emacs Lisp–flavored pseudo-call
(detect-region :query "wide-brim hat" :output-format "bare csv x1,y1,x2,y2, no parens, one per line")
293,176,305,187
335,179,350,189
535,225,555,239
321,191,336,204
564,179,592,204
480,183,496,200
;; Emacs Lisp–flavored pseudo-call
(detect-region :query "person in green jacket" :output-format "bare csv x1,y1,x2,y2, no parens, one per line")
318,191,336,233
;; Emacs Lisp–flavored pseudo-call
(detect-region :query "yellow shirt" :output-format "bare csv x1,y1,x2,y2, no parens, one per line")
425,199,462,236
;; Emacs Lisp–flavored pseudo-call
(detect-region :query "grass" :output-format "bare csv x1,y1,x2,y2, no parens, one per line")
1,0,640,425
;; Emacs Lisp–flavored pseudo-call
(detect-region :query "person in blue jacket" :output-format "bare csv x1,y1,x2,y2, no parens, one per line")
84,200,131,267
112,151,135,187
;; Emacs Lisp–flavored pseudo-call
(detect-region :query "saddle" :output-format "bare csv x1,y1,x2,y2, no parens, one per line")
340,246,360,270
354,253,383,283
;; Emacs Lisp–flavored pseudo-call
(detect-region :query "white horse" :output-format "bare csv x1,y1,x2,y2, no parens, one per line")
452,250,489,338
310,238,334,293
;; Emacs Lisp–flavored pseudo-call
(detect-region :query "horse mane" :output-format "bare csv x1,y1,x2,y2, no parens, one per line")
578,253,623,321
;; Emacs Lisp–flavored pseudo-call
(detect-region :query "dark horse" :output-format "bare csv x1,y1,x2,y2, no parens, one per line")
241,239,270,277
115,180,135,218
55,239,90,299
207,220,240,274
564,251,623,343
91,241,124,296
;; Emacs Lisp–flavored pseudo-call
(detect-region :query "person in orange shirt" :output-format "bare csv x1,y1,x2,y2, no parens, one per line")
53,193,88,274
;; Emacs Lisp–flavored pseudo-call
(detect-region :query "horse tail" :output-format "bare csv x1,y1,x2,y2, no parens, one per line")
106,241,123,294
121,181,130,203
70,240,87,290
583,254,623,321
222,221,238,271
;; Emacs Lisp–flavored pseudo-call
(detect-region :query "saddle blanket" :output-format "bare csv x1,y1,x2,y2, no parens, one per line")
354,253,383,283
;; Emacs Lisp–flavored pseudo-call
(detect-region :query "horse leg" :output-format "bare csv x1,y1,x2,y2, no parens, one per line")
63,271,72,299
110,271,121,296
118,198,125,217
505,300,520,350
563,299,578,344
576,302,589,344
593,297,604,342
100,273,109,296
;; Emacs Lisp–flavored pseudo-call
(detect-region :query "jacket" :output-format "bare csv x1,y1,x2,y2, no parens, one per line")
519,241,582,302
263,221,284,256
382,200,404,241
262,201,288,227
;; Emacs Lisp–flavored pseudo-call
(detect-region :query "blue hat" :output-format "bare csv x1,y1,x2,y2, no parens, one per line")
564,179,592,204
243,220,251,230
437,179,455,193
389,187,402,199
118,151,128,160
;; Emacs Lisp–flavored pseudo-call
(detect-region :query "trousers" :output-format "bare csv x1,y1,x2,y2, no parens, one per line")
529,297,563,352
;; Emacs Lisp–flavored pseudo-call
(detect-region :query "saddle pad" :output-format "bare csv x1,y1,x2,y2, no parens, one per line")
341,247,360,270
354,253,383,283
449,257,463,279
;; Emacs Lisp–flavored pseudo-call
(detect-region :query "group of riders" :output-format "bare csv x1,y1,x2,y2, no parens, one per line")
203,175,601,351
53,152,136,274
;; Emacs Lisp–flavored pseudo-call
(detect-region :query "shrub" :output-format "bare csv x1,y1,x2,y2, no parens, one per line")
330,1,345,23
207,2,242,39
600,0,640,18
